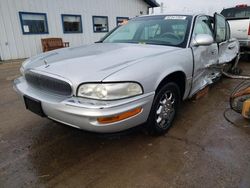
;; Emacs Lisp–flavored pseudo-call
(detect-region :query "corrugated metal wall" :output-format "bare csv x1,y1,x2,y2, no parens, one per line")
0,0,149,60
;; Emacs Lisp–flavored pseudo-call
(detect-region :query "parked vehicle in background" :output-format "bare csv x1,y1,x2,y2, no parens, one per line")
221,4,250,54
14,13,239,135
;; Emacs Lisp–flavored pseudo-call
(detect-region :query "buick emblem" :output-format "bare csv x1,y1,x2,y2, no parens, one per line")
44,60,50,68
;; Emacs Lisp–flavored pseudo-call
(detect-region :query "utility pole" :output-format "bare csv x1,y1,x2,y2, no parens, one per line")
151,7,154,14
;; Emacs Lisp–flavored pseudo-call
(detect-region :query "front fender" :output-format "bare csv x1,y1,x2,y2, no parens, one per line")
103,48,193,99
154,67,190,99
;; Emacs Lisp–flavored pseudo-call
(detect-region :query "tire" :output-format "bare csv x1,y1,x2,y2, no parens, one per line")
147,82,181,135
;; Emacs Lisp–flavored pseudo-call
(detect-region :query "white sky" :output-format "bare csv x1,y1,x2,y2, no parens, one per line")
154,0,250,15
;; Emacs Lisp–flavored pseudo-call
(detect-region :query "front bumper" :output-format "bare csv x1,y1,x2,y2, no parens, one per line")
13,77,154,133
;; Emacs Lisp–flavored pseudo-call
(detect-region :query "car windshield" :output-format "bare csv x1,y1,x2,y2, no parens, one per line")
103,15,192,48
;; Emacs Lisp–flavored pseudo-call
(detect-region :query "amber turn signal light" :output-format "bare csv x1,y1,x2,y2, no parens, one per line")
97,107,142,124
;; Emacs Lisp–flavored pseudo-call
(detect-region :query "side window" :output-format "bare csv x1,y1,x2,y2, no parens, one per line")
193,16,213,37
19,12,48,34
215,14,226,43
61,14,82,33
221,7,250,19
116,17,129,26
92,16,109,33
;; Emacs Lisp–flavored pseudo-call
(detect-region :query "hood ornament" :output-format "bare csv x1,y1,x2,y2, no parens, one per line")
44,60,50,68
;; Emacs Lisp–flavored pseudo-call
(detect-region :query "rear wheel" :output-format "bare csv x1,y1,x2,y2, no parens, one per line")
147,82,180,135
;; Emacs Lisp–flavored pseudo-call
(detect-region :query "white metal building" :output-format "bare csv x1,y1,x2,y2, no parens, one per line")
0,0,158,61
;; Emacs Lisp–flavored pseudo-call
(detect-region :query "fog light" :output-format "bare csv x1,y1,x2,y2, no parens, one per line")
97,107,142,124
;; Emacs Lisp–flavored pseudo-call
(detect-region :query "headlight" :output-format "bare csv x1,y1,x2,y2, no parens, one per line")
77,82,143,100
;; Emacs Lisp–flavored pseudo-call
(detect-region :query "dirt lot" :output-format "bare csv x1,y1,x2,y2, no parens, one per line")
0,59,250,188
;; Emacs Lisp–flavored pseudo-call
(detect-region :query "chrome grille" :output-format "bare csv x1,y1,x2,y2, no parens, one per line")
25,71,72,96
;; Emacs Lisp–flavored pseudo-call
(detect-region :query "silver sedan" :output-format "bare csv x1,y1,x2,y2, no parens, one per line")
14,14,239,134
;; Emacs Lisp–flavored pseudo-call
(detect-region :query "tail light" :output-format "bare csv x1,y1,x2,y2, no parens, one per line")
236,4,248,8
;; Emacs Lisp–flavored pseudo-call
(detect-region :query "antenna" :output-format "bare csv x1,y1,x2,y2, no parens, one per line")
160,2,164,13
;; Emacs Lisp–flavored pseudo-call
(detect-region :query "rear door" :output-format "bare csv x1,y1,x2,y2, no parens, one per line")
214,13,239,64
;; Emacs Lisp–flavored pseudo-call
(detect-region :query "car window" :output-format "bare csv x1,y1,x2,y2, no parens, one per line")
221,7,250,18
215,14,226,43
103,15,192,48
193,16,213,37
106,23,137,41
140,24,161,40
139,21,187,42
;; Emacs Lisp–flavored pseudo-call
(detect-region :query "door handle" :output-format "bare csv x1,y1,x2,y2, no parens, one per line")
228,45,235,50
228,43,236,50
237,29,247,32
211,50,217,55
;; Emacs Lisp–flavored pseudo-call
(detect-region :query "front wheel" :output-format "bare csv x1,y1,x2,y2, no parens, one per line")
147,82,181,135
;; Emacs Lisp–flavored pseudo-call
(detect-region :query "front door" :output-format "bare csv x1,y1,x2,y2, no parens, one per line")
190,15,219,96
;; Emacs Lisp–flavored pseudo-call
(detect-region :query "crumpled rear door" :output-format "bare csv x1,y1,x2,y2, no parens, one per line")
215,13,240,64
218,39,239,63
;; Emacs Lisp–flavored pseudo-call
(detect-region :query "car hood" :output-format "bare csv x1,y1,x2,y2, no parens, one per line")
24,43,180,84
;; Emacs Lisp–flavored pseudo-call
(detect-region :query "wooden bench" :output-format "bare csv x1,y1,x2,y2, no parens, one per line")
41,38,69,52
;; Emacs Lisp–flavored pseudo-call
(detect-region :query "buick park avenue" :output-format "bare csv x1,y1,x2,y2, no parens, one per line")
14,14,239,134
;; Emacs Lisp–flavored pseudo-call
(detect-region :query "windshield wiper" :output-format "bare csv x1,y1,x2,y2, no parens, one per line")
144,41,173,46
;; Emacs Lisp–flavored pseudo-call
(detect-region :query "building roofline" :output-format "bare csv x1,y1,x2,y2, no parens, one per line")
144,0,160,7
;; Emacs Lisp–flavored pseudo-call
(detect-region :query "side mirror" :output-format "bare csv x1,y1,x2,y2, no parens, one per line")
192,34,214,46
